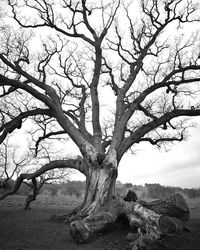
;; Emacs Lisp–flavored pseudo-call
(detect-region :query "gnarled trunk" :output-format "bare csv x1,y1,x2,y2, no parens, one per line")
69,157,190,249
70,192,190,248
76,158,118,217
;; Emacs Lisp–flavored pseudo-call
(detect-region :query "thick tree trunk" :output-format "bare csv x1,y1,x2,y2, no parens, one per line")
33,152,189,249
76,160,118,217
70,198,160,243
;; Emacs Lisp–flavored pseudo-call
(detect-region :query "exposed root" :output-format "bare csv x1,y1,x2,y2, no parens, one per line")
48,192,189,249
68,192,190,249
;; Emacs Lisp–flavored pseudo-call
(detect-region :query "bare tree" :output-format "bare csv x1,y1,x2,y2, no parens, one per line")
0,135,30,189
0,134,71,209
24,167,70,210
0,0,199,247
23,143,71,209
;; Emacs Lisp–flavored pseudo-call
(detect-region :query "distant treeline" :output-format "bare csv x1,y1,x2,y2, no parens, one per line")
41,181,86,198
2,179,200,200
116,182,200,200
145,183,200,200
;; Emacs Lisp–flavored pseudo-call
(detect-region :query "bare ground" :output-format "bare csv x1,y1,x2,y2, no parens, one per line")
0,195,200,250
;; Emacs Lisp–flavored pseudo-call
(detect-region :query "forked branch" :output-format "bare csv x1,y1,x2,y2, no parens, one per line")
0,157,85,201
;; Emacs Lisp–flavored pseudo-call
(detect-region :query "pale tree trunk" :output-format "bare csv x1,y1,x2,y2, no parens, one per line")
74,153,118,218
69,152,119,243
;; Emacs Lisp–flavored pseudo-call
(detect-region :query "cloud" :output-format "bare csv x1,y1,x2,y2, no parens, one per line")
160,149,200,173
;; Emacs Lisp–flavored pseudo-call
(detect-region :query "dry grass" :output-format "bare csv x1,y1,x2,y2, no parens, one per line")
0,194,82,209
0,195,128,250
0,195,200,250
187,197,200,219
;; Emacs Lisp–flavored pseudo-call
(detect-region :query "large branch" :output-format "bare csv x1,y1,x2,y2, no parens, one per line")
125,66,200,121
0,54,65,110
34,130,67,156
90,44,102,150
0,54,46,91
111,23,168,149
0,108,51,143
112,3,173,124
6,0,120,155
0,72,93,153
110,0,200,150
118,108,200,160
81,0,98,41
0,72,96,157
0,74,53,108
113,66,200,154
86,2,120,150
57,56,92,142
0,157,85,201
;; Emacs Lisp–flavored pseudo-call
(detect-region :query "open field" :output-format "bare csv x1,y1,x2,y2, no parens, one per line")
0,195,200,250
187,197,200,219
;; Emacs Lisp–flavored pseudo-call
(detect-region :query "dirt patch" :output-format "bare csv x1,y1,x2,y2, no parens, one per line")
0,195,200,250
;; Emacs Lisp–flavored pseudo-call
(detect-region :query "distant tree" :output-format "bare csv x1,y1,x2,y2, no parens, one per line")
61,181,85,198
124,183,133,189
0,134,71,209
45,183,59,197
24,168,70,210
0,135,31,190
66,184,78,197
186,188,200,199
23,145,71,209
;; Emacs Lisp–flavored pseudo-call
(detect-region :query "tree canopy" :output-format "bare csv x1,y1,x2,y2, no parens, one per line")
1,0,200,171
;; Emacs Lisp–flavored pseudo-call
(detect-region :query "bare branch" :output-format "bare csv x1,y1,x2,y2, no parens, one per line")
140,134,184,147
1,0,200,169
0,156,85,201
118,108,200,160
0,108,51,143
34,130,66,156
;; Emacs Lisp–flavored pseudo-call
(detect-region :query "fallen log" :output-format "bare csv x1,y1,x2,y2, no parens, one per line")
70,192,190,249
138,192,190,222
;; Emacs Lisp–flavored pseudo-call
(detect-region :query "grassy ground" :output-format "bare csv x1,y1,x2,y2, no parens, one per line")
0,195,200,250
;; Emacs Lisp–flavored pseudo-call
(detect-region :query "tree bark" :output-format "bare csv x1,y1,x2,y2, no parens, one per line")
74,158,118,218
24,178,39,210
